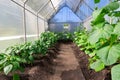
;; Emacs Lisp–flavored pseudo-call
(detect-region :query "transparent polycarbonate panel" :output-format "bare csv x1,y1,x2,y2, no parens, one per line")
38,18,45,34
0,39,24,52
46,9,55,20
79,2,92,18
12,0,24,6
66,0,80,11
39,2,54,17
27,36,38,42
49,7,81,22
76,10,86,21
48,22,81,33
26,11,37,35
84,0,95,11
83,16,92,31
66,1,73,10
51,0,63,7
0,0,23,37
79,3,88,17
97,0,110,8
55,2,65,10
52,0,65,12
44,22,48,31
26,0,49,12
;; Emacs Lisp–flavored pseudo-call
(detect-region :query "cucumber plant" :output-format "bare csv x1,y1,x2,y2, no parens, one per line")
74,1,120,80
57,31,74,41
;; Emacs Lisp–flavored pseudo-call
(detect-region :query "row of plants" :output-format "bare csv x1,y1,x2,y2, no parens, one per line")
0,31,58,79
0,31,74,79
57,31,74,41
74,0,120,80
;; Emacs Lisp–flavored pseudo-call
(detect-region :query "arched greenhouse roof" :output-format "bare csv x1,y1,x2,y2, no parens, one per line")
11,0,110,22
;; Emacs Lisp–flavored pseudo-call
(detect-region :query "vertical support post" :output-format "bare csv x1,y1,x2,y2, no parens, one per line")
37,14,39,38
44,20,46,31
23,0,28,42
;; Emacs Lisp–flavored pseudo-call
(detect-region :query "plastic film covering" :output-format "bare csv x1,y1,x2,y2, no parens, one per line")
49,22,81,33
66,0,80,12
51,0,64,10
38,18,45,34
26,10,38,41
0,0,24,52
12,0,24,6
26,0,49,12
39,2,54,17
49,7,81,32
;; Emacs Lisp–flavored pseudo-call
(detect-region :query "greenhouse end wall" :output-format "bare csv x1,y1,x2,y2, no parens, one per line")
48,22,81,33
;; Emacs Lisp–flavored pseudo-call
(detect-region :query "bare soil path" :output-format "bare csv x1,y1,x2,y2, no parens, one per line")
49,42,85,80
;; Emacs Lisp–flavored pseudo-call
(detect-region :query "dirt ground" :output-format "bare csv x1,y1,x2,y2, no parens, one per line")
0,41,111,80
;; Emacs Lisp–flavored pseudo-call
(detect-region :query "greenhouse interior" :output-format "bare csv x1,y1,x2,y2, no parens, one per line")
0,0,120,80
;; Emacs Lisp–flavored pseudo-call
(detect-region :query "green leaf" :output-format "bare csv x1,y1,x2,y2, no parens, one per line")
104,2,119,11
88,24,113,44
13,74,20,80
92,9,103,20
90,60,105,72
111,64,120,80
109,34,118,44
94,0,100,4
12,62,20,70
4,64,13,75
92,9,105,25
97,44,120,65
19,67,24,72
29,55,34,61
92,22,104,28
0,58,7,65
88,29,101,44
113,22,120,36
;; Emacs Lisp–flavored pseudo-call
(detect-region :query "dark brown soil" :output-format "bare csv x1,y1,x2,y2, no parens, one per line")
0,41,111,80
72,43,111,80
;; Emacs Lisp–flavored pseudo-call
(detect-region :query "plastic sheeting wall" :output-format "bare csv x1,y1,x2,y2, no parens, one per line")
0,0,46,52
48,22,81,33
0,0,24,52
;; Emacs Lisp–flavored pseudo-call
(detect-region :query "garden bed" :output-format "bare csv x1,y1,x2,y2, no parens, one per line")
73,43,111,80
0,41,111,80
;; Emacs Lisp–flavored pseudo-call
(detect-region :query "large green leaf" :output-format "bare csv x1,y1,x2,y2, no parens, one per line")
113,11,120,17
12,62,20,70
4,64,13,75
97,44,120,65
104,2,119,11
90,60,105,72
111,64,120,80
88,24,113,44
113,22,120,36
92,22,104,29
101,24,113,38
92,9,105,25
94,0,100,4
92,2,119,25
0,58,7,65
88,29,101,44
92,9,103,20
